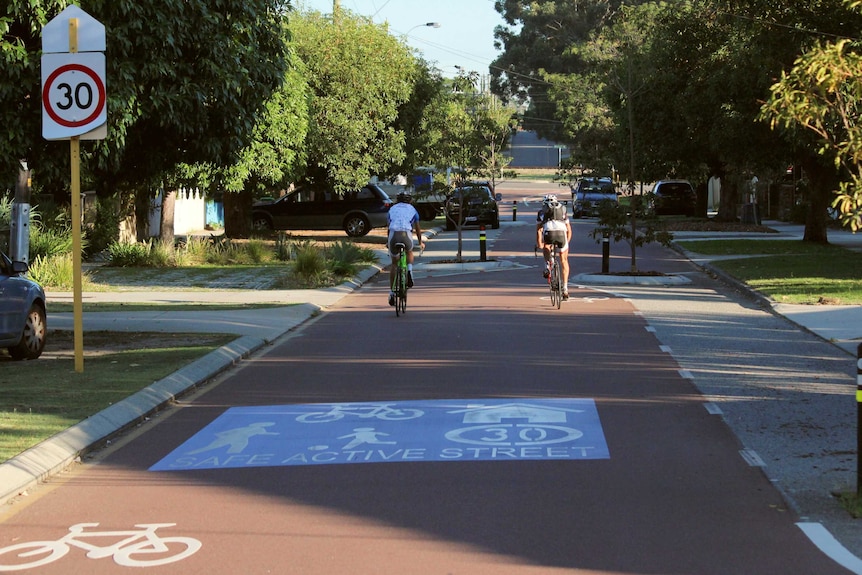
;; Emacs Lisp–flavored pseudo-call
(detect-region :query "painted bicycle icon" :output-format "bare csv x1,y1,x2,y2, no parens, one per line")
296,403,424,423
0,522,201,571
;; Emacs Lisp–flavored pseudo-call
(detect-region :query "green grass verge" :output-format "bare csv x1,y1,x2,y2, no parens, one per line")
48,302,292,313
677,239,862,304
0,332,235,462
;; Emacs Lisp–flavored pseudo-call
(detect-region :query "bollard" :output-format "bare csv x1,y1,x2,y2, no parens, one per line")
479,225,487,261
858,343,862,496
602,231,610,274
512,201,517,221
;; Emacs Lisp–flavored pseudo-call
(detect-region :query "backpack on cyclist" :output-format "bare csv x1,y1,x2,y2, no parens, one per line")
542,201,567,223
541,201,567,246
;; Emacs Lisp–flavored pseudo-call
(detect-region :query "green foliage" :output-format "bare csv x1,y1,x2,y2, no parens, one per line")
86,196,122,255
275,232,292,261
590,193,673,272
762,39,862,232
27,253,93,290
325,240,373,276
291,9,417,190
1,0,289,202
292,242,326,279
107,241,152,267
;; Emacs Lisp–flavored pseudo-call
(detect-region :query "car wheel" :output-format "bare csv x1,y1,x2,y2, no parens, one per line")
418,205,436,221
344,214,370,237
252,215,273,231
491,214,500,229
9,303,46,360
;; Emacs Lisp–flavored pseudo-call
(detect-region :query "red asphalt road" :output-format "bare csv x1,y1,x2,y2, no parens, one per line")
0,220,852,574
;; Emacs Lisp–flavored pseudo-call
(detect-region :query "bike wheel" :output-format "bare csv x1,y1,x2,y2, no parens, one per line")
114,537,202,567
379,408,424,420
0,541,69,571
551,258,562,309
395,265,408,316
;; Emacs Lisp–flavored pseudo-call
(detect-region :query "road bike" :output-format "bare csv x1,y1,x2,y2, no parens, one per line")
537,242,564,309
392,242,408,316
0,522,201,571
548,241,564,309
296,403,424,423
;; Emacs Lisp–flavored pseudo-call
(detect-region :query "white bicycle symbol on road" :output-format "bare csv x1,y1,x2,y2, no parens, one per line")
0,523,201,571
296,403,424,423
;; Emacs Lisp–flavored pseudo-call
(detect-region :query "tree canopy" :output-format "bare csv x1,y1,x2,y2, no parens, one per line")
2,0,289,199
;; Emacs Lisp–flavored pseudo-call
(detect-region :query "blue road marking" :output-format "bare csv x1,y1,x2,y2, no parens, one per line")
149,398,609,471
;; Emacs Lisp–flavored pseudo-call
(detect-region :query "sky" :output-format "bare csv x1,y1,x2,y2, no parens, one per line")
294,0,506,77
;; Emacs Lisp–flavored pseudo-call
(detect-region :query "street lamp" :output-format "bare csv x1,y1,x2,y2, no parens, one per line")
406,22,441,35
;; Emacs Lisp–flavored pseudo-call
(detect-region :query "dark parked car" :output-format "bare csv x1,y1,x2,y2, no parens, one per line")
252,184,393,237
0,250,47,360
651,180,697,216
571,177,618,218
445,184,501,230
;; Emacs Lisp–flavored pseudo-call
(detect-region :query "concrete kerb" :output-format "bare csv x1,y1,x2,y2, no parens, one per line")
0,334,267,506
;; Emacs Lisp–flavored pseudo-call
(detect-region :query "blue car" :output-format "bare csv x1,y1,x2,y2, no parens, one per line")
0,251,47,360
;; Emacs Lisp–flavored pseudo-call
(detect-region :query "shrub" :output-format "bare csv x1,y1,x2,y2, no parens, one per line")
244,239,270,264
106,241,151,267
27,253,93,290
149,240,176,267
293,242,326,279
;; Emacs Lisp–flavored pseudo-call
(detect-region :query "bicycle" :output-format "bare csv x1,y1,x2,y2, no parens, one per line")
296,403,425,423
536,242,564,309
548,241,564,309
392,242,408,316
0,522,201,571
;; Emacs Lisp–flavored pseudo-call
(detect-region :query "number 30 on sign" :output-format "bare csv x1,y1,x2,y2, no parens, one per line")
41,52,106,140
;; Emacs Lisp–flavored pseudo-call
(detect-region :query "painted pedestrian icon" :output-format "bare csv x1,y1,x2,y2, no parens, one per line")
339,427,397,450
150,398,609,471
186,422,278,455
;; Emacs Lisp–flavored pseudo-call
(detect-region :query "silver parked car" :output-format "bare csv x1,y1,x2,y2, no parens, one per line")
0,250,47,360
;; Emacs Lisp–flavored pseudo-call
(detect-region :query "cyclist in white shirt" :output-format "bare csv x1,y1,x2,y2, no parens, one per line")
387,192,425,306
536,194,572,300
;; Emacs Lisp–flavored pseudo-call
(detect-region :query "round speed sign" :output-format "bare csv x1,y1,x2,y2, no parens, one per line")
41,52,106,139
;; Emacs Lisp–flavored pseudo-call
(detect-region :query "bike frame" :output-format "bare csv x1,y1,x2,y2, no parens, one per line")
394,243,408,316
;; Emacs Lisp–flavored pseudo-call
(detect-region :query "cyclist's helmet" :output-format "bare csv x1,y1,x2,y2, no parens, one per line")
543,194,559,206
396,192,413,204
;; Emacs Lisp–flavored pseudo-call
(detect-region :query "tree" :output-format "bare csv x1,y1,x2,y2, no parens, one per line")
1,0,290,239
491,0,648,141
290,10,417,192
762,38,862,232
0,0,69,190
207,52,310,238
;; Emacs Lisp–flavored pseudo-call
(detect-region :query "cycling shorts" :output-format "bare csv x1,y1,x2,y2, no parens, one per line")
543,229,569,251
388,230,414,257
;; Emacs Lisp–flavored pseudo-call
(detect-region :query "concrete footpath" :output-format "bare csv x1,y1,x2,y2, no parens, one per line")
1,220,861,563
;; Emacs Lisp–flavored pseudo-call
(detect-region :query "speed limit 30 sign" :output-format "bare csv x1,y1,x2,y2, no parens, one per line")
41,52,106,140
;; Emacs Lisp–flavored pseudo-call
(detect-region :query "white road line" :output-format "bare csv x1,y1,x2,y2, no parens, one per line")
797,522,862,574
739,448,765,467
660,345,672,353
645,326,656,332
704,403,723,415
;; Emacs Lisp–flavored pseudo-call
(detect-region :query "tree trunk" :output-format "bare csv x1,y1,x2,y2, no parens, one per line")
224,189,253,239
159,188,176,244
800,157,836,245
715,178,739,222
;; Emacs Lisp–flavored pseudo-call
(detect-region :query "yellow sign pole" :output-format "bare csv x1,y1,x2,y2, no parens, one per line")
69,17,84,372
